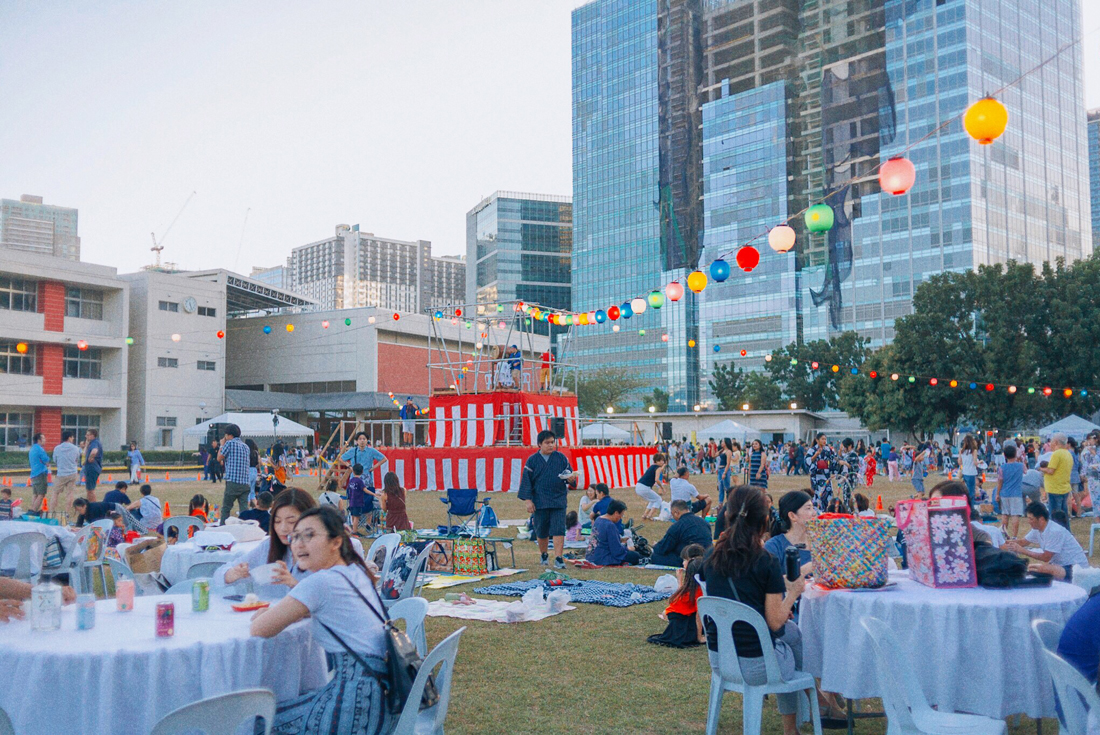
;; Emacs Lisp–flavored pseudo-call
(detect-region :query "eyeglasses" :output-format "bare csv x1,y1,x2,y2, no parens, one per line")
288,530,319,546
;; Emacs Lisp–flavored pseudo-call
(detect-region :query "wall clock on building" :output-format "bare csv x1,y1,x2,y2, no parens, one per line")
183,297,197,313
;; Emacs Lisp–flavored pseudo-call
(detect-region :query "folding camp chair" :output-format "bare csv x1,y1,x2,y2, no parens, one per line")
441,489,483,535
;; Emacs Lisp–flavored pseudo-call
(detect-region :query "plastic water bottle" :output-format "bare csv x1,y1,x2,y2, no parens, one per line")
31,580,62,631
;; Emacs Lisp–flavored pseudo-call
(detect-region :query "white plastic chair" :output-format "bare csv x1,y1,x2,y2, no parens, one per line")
186,561,224,580
391,627,465,735
0,705,13,735
163,516,205,540
163,579,199,596
390,597,429,657
89,519,115,533
1031,618,1062,654
383,544,433,611
367,533,402,583
1088,523,1100,555
859,616,1006,734
40,526,107,596
0,531,48,583
1037,644,1100,735
150,688,276,735
697,596,821,735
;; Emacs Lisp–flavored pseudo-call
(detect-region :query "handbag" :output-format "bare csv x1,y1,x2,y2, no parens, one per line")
321,570,440,715
806,513,889,589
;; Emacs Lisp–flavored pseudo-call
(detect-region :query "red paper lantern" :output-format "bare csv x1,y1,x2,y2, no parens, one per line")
985,383,995,392
608,305,621,321
736,246,760,272
454,308,462,317
869,371,877,379
1043,387,1053,396
930,378,938,386
216,331,225,339
879,156,916,195
811,361,819,370
665,281,684,302
393,313,400,321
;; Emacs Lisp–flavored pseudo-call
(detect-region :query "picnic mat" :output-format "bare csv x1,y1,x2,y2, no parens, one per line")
472,579,671,607
421,568,526,590
495,519,531,528
426,597,575,623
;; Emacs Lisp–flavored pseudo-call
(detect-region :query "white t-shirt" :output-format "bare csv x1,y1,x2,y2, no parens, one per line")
319,491,342,508
1026,523,1089,568
140,495,163,526
669,478,699,503
290,564,387,657
960,450,978,476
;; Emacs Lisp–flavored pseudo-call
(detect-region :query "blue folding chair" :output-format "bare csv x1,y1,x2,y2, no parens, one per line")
441,489,483,535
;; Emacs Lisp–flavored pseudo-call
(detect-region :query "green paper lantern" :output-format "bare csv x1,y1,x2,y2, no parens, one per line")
344,318,351,326
647,290,664,309
804,204,835,233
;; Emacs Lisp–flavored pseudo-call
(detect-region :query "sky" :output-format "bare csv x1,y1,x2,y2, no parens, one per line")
1,1,1098,274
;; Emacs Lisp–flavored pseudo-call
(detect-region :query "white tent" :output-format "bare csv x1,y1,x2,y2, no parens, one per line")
699,419,761,443
1038,414,1100,441
184,412,314,442
580,422,632,443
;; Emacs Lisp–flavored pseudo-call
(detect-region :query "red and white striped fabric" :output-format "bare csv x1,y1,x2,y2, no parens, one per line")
370,446,656,492
428,392,581,448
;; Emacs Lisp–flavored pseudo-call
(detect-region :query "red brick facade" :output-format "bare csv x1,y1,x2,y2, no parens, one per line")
376,343,452,396
38,280,66,332
39,344,64,395
33,407,62,450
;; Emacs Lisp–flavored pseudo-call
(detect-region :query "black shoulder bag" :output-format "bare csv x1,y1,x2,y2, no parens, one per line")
319,570,440,715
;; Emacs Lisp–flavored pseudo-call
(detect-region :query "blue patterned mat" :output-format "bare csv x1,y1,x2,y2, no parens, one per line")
472,579,670,607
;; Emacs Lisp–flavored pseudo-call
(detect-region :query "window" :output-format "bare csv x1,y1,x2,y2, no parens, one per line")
63,347,102,379
65,287,104,320
0,277,37,312
157,357,179,368
156,416,178,427
158,301,179,312
197,360,216,371
61,414,100,438
0,412,33,449
0,341,34,375
160,428,174,446
197,306,216,317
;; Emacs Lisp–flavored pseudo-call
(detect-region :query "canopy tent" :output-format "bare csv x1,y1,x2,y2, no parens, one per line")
183,412,314,442
699,419,761,443
580,422,633,444
1037,414,1100,441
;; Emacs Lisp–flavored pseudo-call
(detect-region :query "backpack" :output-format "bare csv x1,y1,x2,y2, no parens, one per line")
973,542,1028,587
479,501,499,528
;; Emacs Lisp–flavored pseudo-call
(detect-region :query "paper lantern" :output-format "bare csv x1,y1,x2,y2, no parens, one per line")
588,311,597,324
986,383,995,392
216,331,225,339
811,362,819,370
578,313,588,326
736,246,760,272
630,297,647,315
77,339,89,350
608,305,621,321
764,354,772,362
710,259,731,282
321,320,330,329
1063,388,1073,398
804,204,834,233
909,376,916,383
15,342,27,354
930,378,938,385
620,302,633,319
171,333,181,342
368,316,376,324
969,383,977,390
612,324,620,332
1008,385,1017,394
455,308,463,317
768,224,796,253
345,318,352,326
126,337,134,345
434,311,443,319
1043,387,1053,396
851,368,859,375
713,345,721,353
687,271,707,293
497,304,504,312
662,334,669,342
949,380,958,388
595,309,607,323
831,364,840,373
891,374,899,381
879,156,916,195
688,339,696,348
740,349,747,357
964,97,1008,145
638,329,645,336
647,291,665,309
286,324,295,332
263,326,272,334
869,371,877,379
666,281,684,301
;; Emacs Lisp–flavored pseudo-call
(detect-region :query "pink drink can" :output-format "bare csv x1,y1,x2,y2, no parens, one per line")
155,602,175,637
116,580,135,612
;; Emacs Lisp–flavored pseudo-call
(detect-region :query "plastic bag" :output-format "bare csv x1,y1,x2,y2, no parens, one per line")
653,574,679,594
657,502,672,522
546,589,571,612
503,600,527,623
521,586,545,611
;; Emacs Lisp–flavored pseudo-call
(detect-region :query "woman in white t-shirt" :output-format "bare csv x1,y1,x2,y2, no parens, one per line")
251,506,391,734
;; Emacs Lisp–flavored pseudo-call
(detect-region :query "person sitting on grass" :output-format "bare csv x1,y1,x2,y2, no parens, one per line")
670,466,713,517
217,488,318,598
239,490,273,533
578,485,599,526
250,506,391,735
105,511,127,547
1002,501,1089,581
565,511,582,543
0,577,75,623
648,555,706,648
318,481,344,513
586,499,640,566
854,493,876,518
189,494,211,523
71,497,113,527
0,487,12,520
102,481,132,507
650,500,713,567
589,484,612,522
124,484,162,529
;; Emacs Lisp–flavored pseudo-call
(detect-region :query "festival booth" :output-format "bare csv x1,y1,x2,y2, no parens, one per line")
428,391,580,447
1037,414,1100,441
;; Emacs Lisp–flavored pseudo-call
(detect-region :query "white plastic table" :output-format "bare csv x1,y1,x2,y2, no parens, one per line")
800,570,1087,720
157,539,266,585
0,593,326,734
0,520,75,575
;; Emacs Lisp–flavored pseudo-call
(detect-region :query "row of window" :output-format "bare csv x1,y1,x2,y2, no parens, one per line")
158,301,217,317
157,357,217,371
0,413,100,449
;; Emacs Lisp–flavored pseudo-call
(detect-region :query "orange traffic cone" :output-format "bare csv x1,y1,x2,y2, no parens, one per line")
144,472,150,482
165,471,171,481
164,502,171,518
107,474,113,482
42,497,49,513
196,473,201,481
875,494,884,512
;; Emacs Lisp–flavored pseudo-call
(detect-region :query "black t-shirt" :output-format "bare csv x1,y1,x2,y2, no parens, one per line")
78,501,113,526
701,548,784,658
102,490,131,506
639,464,660,487
238,508,270,533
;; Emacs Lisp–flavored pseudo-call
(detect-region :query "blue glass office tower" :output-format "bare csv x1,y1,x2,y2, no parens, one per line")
572,0,688,406
836,0,1091,345
1089,109,1100,251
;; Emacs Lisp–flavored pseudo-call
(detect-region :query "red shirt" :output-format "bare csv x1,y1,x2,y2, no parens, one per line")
540,352,554,369
665,587,702,616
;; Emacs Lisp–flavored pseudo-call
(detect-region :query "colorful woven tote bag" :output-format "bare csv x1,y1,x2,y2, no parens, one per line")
806,513,889,589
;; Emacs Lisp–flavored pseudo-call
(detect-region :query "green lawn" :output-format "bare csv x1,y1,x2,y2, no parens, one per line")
6,470,1069,734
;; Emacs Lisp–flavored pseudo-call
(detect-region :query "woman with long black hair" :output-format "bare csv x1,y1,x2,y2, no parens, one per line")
251,505,391,734
701,486,809,735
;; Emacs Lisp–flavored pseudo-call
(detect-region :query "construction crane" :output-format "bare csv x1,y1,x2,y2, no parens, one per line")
150,190,197,267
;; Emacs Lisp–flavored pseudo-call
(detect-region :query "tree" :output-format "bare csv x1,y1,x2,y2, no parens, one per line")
643,387,670,413
766,332,870,410
573,367,646,416
708,363,783,410
742,371,783,410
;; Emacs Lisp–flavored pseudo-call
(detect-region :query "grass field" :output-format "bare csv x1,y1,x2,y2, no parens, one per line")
4,468,1080,734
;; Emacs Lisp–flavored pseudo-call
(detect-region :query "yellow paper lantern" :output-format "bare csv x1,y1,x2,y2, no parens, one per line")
688,339,696,348
687,271,708,293
964,97,1008,145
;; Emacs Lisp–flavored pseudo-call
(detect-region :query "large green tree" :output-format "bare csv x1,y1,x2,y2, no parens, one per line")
765,331,870,410
643,387,670,413
573,367,646,416
708,363,783,410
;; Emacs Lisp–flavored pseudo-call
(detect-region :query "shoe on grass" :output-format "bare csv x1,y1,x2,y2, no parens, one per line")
540,553,549,566
554,557,566,569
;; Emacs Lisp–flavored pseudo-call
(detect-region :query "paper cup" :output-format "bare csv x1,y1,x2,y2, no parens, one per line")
250,563,279,585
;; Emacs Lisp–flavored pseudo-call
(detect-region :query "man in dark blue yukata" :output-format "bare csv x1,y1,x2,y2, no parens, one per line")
518,430,578,569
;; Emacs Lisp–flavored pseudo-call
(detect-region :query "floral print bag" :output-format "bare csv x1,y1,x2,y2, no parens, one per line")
895,497,977,588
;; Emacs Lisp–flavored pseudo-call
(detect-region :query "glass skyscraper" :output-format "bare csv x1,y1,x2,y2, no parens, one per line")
1089,109,1100,251
465,191,572,335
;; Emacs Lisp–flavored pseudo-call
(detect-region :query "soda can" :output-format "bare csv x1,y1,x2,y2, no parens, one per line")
156,602,175,637
116,579,135,612
76,594,96,631
192,579,210,612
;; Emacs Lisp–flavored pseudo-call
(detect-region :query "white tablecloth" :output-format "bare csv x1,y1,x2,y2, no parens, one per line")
158,539,266,585
0,593,327,735
0,521,75,575
800,570,1087,719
